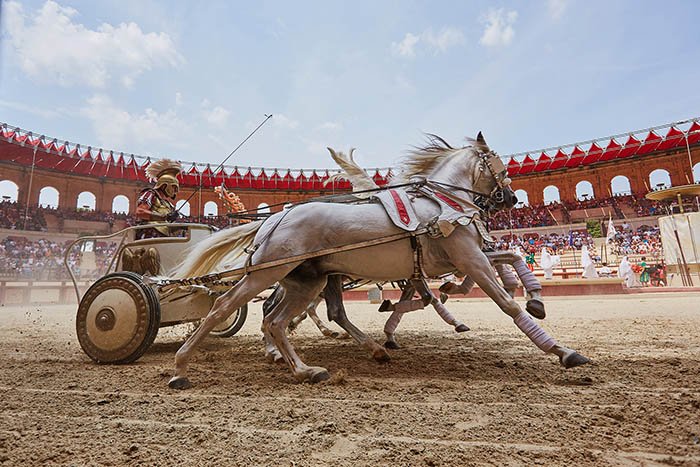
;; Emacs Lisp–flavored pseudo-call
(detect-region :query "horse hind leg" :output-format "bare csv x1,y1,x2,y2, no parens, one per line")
169,265,298,389
323,276,389,362
264,275,332,383
306,298,349,339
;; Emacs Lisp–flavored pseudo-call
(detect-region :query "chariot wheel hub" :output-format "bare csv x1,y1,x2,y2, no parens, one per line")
95,308,116,331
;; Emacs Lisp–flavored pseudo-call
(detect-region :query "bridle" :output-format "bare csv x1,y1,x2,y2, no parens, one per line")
427,148,512,210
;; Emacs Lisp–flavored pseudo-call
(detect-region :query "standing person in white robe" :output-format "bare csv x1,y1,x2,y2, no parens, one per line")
617,256,635,287
581,245,598,279
540,247,559,280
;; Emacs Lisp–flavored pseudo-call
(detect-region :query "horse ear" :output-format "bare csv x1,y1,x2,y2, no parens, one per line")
476,132,486,144
327,147,337,158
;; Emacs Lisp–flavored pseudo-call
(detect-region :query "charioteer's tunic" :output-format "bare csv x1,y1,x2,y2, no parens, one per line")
136,188,177,239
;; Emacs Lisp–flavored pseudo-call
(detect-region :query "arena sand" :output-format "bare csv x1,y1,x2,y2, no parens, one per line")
1,293,699,466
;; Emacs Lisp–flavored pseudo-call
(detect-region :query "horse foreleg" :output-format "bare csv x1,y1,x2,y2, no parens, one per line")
264,276,331,383
452,239,589,369
488,252,545,319
170,269,290,389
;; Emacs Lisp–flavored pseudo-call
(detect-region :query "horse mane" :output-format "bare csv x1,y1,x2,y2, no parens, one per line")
393,133,474,183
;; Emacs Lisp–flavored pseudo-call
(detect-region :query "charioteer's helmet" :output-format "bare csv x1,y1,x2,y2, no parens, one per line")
145,159,183,199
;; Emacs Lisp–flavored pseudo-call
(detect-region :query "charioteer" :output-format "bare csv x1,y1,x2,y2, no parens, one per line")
135,159,183,239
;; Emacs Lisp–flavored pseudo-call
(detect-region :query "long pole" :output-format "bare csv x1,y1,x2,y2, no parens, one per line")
177,113,273,212
23,145,39,230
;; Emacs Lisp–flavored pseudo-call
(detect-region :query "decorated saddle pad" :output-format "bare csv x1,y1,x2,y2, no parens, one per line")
374,188,421,232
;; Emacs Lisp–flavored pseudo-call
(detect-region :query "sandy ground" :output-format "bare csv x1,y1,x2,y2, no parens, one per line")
1,293,700,466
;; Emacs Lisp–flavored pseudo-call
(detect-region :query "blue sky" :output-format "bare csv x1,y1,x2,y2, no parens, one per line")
2,0,700,172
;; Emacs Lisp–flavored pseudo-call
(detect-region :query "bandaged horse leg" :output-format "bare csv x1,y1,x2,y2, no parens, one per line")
488,251,546,319
170,264,299,389
323,275,389,361
264,274,332,383
412,279,469,332
383,283,418,349
510,257,545,319
494,263,519,298
447,233,589,369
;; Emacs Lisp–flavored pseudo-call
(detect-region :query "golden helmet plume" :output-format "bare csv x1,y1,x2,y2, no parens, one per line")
145,159,183,188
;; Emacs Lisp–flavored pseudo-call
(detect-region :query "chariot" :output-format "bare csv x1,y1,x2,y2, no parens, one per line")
64,223,248,364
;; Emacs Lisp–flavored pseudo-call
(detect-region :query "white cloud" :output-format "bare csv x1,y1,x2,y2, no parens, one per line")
272,114,299,129
316,121,343,131
547,0,569,20
3,0,184,88
479,9,518,47
203,106,231,127
391,27,465,59
175,92,183,106
81,94,188,152
423,28,467,53
391,33,420,58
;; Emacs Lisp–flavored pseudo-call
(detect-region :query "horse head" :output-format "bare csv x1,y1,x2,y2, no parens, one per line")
472,132,516,210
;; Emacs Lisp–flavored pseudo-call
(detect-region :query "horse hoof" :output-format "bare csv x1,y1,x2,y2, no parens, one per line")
455,323,470,333
384,340,400,350
168,376,192,390
373,348,391,363
309,368,331,384
560,351,591,369
526,299,546,319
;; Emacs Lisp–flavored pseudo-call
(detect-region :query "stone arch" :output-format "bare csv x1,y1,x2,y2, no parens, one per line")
112,195,130,214
575,180,594,200
543,185,560,205
77,191,96,211
0,180,19,203
576,180,595,201
257,202,271,214
203,201,218,217
649,168,671,190
514,189,529,207
176,200,191,217
39,186,59,208
691,162,700,183
610,175,631,196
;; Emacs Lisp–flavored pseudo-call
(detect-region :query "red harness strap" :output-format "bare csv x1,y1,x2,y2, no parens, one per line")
389,189,411,225
433,192,464,212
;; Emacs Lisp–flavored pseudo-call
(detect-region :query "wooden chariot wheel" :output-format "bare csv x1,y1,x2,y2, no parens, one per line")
209,303,248,338
76,272,161,364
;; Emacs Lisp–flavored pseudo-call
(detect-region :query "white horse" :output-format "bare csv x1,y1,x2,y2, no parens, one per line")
168,133,589,388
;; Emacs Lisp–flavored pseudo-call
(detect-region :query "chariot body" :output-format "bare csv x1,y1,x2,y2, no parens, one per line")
64,222,248,364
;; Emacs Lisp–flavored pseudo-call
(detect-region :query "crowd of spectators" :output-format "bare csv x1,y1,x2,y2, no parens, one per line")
0,236,117,280
493,230,595,254
609,224,663,258
0,201,47,231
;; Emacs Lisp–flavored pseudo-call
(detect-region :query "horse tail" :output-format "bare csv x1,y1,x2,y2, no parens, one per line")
170,220,263,279
324,147,378,197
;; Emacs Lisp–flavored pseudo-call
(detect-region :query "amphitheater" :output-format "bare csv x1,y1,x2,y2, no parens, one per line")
2,119,700,466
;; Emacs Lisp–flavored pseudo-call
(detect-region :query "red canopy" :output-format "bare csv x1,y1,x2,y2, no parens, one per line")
618,135,641,158
518,154,536,175
581,142,603,166
533,152,551,172
599,138,622,162
635,131,662,156
565,146,586,168
548,149,569,170
687,121,700,146
507,157,521,176
656,126,685,152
